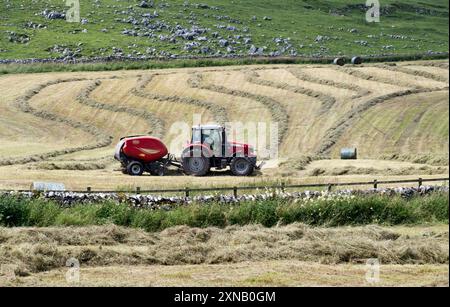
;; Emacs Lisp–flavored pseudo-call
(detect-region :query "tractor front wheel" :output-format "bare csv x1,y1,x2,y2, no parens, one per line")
126,161,144,176
183,157,210,176
230,158,254,176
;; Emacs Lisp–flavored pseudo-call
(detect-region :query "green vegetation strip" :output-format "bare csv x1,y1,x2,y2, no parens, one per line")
0,54,448,75
0,193,447,231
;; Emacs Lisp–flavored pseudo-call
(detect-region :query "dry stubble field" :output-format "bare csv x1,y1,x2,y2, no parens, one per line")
0,60,448,191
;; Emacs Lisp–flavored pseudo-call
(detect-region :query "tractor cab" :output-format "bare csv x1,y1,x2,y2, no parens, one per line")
191,125,225,157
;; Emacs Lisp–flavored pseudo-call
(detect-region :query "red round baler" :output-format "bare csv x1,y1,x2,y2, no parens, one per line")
121,136,168,163
114,136,170,176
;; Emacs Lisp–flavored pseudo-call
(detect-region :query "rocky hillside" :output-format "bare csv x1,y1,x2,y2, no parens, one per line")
0,0,448,61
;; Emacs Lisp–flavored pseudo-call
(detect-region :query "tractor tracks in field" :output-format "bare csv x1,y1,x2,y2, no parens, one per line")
78,80,165,139
0,78,114,167
131,74,229,125
188,73,289,145
315,86,450,156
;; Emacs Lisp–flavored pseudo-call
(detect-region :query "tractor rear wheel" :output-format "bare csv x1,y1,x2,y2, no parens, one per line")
230,158,254,176
126,161,144,176
183,157,210,176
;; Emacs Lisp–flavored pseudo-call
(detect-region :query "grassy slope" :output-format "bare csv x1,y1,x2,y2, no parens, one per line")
0,0,448,60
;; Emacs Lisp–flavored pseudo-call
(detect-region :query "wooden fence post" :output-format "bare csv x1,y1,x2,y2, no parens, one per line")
281,182,286,193
418,178,423,188
185,187,190,198
136,187,141,194
87,187,91,193
327,184,332,192
374,180,378,189
233,187,238,198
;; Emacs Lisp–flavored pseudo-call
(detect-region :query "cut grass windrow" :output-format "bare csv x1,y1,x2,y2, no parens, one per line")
335,66,423,89
315,86,450,156
32,160,113,171
0,78,113,166
416,62,449,69
0,223,448,277
188,73,289,145
132,74,229,124
287,68,372,99
245,71,336,114
376,64,449,84
78,80,165,139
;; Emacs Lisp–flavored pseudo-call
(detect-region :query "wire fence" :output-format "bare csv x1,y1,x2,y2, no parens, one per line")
1,177,448,198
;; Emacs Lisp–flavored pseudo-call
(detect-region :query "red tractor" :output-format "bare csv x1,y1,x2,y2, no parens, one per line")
114,125,261,176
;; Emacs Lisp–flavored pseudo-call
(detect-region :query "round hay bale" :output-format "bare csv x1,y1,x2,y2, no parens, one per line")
340,148,358,160
333,57,345,66
351,56,363,65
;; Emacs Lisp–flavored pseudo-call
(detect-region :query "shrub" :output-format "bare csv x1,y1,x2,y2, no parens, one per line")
162,206,200,229
131,209,165,232
414,193,449,223
0,195,30,226
92,201,134,226
228,202,255,225
254,201,279,227
203,204,227,228
26,200,60,227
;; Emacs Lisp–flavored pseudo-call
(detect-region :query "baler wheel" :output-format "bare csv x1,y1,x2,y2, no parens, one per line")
127,161,144,176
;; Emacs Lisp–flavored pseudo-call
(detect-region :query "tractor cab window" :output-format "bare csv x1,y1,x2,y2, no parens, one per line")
192,129,202,144
202,129,222,156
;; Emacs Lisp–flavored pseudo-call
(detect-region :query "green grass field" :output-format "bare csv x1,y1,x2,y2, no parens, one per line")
1,192,447,230
0,0,448,60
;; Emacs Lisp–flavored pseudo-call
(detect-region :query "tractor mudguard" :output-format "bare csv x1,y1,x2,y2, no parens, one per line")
181,144,213,158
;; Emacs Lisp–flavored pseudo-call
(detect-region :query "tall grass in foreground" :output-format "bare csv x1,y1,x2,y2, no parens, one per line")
0,193,448,231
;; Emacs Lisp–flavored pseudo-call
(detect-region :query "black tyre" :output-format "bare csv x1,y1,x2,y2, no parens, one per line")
148,162,165,176
182,157,210,176
126,161,144,176
150,167,165,176
230,158,254,176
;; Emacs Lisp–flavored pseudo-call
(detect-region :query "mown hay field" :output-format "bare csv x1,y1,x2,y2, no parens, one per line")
0,224,448,287
0,60,448,190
